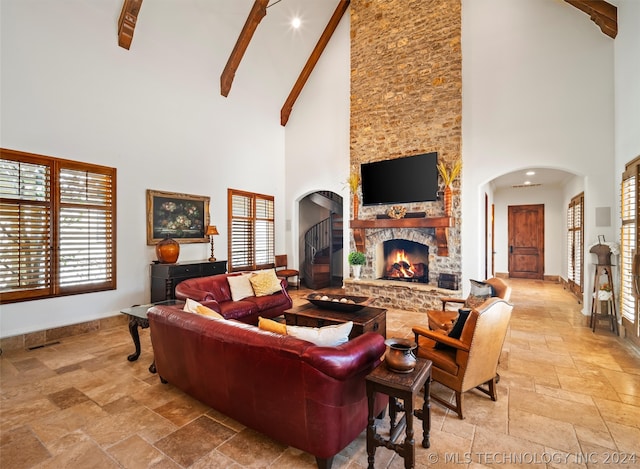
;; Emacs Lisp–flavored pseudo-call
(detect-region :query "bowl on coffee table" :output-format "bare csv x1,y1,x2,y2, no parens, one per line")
306,293,371,312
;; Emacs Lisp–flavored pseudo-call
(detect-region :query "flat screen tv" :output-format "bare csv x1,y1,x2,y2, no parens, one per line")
360,152,439,206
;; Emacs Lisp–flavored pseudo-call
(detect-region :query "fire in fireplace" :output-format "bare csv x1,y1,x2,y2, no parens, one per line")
380,239,429,283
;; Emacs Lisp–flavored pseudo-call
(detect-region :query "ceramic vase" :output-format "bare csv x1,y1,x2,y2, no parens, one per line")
352,264,362,280
156,235,180,263
353,194,359,220
443,185,453,216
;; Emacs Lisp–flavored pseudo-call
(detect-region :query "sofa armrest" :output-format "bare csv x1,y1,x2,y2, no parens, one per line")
412,325,470,352
174,284,216,302
302,332,386,381
440,297,465,310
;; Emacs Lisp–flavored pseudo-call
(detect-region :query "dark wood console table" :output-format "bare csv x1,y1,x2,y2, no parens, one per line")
150,260,227,302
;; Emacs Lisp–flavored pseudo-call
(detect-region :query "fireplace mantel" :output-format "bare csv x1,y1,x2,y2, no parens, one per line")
350,217,453,256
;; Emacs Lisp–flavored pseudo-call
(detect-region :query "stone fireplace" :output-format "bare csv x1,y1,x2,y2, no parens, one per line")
347,0,462,311
378,239,429,283
344,219,461,311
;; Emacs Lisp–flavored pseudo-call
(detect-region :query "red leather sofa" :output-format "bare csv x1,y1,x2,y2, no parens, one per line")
174,272,293,325
147,305,388,469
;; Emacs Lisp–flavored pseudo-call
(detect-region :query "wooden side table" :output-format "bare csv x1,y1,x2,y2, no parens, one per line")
366,357,432,469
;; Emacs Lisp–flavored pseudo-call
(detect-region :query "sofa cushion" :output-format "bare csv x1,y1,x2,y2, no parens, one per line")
287,321,353,347
249,269,282,297
258,316,287,335
183,298,224,319
465,279,494,309
435,308,470,350
227,273,255,301
217,299,259,321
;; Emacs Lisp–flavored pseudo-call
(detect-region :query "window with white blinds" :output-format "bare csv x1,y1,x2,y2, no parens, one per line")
621,162,638,335
0,149,116,303
567,193,583,298
228,189,274,272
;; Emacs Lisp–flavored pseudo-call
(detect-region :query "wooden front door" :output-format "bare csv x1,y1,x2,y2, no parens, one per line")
508,204,544,279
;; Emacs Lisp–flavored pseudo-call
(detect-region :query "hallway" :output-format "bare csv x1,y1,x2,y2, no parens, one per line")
1,279,638,468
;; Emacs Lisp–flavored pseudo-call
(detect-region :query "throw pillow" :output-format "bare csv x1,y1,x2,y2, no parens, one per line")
183,298,224,319
287,321,353,347
435,308,470,350
227,274,255,301
249,269,282,297
465,279,494,309
258,316,287,335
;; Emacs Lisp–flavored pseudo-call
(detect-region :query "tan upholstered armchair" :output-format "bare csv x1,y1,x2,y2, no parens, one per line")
413,297,513,419
428,277,512,332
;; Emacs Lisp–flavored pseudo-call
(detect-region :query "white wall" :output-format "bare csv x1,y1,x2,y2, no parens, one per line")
493,184,567,276
0,0,292,337
283,11,351,275
613,0,640,218
461,0,616,311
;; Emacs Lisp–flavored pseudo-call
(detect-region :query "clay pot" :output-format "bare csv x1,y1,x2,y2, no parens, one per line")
384,338,417,373
156,235,180,263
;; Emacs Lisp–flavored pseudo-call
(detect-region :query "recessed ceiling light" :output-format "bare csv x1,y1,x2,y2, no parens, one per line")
291,17,301,29
526,171,535,176
524,181,532,185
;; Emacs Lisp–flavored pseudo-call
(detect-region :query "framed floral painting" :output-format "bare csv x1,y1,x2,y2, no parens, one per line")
146,189,210,245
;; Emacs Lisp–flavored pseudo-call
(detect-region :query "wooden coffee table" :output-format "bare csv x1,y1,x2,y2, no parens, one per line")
284,303,387,339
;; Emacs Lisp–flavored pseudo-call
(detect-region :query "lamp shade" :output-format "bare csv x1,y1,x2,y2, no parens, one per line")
206,225,219,236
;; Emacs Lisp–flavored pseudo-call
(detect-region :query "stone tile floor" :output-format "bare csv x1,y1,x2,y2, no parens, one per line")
1,279,639,468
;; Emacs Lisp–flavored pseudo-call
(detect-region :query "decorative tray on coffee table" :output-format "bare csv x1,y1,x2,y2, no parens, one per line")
306,293,371,312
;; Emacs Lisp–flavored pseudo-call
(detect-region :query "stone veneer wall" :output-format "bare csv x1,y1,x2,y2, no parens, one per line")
349,0,463,290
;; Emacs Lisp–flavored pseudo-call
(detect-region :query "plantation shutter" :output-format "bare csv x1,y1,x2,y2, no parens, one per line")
230,191,253,270
58,166,115,292
228,189,274,272
0,149,116,304
567,193,583,298
0,158,52,300
621,163,638,337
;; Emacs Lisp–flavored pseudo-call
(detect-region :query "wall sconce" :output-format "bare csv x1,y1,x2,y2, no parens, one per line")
205,225,219,262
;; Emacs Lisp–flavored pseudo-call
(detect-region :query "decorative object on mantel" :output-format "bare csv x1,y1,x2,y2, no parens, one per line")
348,251,366,279
437,159,461,217
156,234,180,264
377,211,426,219
206,225,219,262
347,172,361,220
386,205,407,219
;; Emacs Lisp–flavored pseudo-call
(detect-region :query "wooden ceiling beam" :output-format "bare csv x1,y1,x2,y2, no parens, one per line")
280,0,350,126
220,0,269,97
564,0,617,39
118,0,143,50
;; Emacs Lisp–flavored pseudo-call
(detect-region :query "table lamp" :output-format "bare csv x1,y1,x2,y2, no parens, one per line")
205,225,219,262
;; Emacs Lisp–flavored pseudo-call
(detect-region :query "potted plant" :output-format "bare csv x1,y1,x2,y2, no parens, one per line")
348,251,366,279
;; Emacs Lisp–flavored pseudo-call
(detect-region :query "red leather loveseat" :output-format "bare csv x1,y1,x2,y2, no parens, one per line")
174,272,292,325
147,305,388,469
